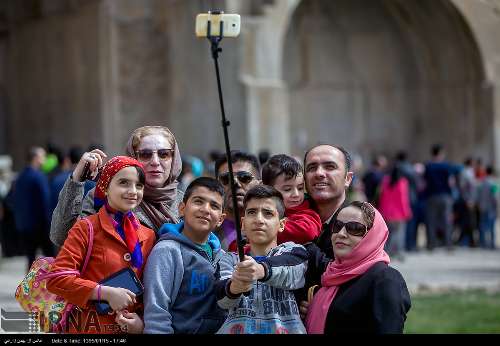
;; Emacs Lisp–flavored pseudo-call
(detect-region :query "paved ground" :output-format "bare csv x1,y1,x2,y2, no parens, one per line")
0,247,499,333
390,247,500,293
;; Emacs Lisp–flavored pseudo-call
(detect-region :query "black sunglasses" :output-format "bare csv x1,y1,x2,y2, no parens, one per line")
219,171,255,186
135,149,174,162
331,219,368,237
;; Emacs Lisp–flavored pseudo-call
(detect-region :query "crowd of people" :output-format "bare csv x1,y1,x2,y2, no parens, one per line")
354,144,498,260
0,125,497,335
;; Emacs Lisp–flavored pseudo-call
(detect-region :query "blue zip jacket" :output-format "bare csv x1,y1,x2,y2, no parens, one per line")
143,222,233,334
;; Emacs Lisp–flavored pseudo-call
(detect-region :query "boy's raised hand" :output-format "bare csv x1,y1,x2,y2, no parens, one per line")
233,255,265,282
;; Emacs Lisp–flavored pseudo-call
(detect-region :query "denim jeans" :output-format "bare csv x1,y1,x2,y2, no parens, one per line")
479,211,496,249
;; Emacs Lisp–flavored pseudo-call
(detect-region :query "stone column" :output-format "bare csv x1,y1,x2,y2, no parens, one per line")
0,38,7,154
491,67,500,173
98,0,171,156
452,0,500,172
243,77,290,155
99,0,121,156
239,0,299,155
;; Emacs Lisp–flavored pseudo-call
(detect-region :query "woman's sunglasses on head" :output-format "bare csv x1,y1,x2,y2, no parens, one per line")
135,149,174,162
332,220,368,237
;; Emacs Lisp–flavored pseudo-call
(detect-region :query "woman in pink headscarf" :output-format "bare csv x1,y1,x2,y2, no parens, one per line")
305,201,411,334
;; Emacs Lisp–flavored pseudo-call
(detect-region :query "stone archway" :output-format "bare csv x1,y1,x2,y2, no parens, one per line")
282,0,489,163
450,0,500,172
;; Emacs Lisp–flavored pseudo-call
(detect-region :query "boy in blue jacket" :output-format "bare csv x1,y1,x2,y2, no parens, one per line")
143,177,232,334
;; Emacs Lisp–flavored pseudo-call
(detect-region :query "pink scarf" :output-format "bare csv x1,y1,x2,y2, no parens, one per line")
305,208,390,334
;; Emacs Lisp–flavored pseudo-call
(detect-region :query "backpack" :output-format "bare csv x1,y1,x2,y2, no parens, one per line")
15,218,95,333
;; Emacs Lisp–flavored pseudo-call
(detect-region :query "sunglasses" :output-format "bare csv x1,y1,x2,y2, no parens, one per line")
331,220,367,237
135,149,174,162
219,171,255,186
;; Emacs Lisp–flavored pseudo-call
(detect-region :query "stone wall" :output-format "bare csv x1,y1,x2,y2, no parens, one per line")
283,0,488,163
3,0,247,169
0,38,7,155
5,0,102,169
98,0,247,162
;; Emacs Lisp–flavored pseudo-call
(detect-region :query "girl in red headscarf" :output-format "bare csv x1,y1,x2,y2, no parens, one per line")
47,156,156,334
305,201,411,334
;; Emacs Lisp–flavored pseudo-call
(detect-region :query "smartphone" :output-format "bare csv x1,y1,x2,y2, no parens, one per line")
80,162,92,181
79,162,102,182
195,13,241,38
94,268,144,315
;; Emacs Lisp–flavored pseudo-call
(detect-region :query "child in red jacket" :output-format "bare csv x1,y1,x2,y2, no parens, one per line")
262,154,322,244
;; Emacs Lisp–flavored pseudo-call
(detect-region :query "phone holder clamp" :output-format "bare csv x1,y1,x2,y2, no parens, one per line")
207,19,224,59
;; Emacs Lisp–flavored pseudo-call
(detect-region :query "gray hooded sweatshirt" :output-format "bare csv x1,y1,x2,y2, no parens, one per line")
143,222,233,334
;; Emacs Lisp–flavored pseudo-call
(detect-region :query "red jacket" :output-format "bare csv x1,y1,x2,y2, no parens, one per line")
278,200,322,245
47,207,156,334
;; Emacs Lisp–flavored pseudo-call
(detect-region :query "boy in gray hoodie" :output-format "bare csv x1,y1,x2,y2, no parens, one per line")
215,185,309,334
143,177,232,334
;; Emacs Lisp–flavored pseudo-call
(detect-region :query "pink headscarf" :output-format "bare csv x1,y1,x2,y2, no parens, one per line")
305,206,390,334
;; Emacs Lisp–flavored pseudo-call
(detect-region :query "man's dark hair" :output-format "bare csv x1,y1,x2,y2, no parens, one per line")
214,150,261,179
183,177,224,203
243,185,285,219
258,150,271,165
464,157,473,166
52,147,64,166
396,151,408,162
209,149,224,162
88,143,105,152
486,165,494,176
69,146,84,165
303,144,352,173
262,154,302,186
431,144,443,157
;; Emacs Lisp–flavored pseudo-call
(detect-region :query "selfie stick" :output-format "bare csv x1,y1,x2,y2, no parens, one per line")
206,11,245,262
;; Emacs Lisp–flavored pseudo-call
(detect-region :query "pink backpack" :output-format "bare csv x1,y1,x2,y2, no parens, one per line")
15,218,95,333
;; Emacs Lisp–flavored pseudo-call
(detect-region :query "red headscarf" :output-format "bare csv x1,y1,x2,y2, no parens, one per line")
94,156,144,209
305,205,390,334
94,156,145,269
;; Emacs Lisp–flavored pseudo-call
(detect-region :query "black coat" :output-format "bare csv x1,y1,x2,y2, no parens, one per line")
320,261,411,334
